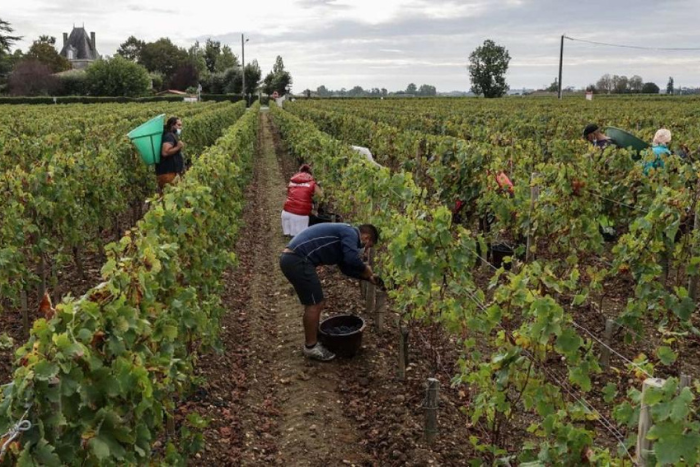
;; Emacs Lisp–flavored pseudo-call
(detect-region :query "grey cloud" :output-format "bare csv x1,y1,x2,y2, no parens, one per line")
126,4,177,14
295,0,352,10
10,0,700,92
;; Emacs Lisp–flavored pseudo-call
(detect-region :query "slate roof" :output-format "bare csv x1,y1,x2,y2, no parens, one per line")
59,27,98,60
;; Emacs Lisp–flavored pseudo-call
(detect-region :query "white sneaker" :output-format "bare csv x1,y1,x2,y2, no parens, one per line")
302,342,336,361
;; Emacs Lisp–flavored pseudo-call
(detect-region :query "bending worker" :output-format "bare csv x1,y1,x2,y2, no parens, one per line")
281,164,323,237
279,223,380,361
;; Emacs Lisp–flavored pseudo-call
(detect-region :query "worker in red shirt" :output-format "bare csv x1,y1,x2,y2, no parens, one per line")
281,164,324,237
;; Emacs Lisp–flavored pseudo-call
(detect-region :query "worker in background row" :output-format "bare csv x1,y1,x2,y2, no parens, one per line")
351,145,382,167
279,223,380,361
452,171,514,225
281,164,323,237
583,124,617,149
643,128,672,175
156,116,185,190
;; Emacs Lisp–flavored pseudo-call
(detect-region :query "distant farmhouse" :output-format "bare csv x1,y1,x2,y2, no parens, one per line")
59,26,99,70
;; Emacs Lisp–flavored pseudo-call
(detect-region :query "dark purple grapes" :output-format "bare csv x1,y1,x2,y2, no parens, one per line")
325,324,362,335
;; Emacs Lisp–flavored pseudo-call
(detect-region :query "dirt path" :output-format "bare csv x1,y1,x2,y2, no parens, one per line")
192,111,368,466
241,112,369,466
190,111,475,466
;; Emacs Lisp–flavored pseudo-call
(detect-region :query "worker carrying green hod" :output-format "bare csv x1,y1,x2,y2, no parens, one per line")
156,116,186,189
279,223,380,361
583,123,618,150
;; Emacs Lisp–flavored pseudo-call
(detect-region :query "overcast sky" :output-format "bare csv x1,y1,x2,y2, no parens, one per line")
4,0,700,92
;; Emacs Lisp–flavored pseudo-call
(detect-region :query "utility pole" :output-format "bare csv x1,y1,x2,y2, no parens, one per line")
558,34,565,99
241,34,249,106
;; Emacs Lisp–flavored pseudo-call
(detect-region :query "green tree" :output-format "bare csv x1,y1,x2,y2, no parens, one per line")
187,40,208,77
596,74,613,94
667,76,674,95
545,77,558,92
244,60,261,95
418,84,436,96
38,35,55,45
272,55,285,75
348,85,365,97
0,18,21,54
117,36,146,62
612,75,629,94
139,38,188,83
629,75,643,93
316,85,329,97
223,66,241,94
25,36,70,72
0,19,22,86
468,39,510,98
85,56,150,96
215,45,238,72
262,55,292,95
204,70,227,94
406,83,417,94
204,39,221,73
642,82,660,94
56,69,88,96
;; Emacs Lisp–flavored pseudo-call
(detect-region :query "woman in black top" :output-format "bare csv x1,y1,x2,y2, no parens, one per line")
156,116,185,189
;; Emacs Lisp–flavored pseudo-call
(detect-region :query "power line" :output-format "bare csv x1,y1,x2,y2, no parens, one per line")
565,35,700,52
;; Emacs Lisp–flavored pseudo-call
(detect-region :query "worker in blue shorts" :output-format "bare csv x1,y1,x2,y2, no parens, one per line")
279,223,380,361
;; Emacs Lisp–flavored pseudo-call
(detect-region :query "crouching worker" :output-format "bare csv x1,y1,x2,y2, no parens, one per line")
279,223,380,361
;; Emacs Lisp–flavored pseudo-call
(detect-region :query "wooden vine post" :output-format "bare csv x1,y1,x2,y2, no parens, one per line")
398,323,409,381
637,378,664,466
600,319,615,370
424,378,440,444
20,288,29,338
525,172,540,264
364,248,376,314
375,289,387,332
680,374,691,390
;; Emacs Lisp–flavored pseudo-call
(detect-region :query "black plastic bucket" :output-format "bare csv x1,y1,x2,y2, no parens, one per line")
599,225,616,242
318,315,365,358
489,243,515,270
309,213,334,226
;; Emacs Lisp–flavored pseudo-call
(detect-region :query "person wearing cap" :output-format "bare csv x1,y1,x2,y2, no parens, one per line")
279,223,380,361
643,128,672,175
281,164,323,237
583,124,615,149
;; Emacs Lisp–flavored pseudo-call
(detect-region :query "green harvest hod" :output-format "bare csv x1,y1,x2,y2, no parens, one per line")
127,114,165,165
605,126,650,158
